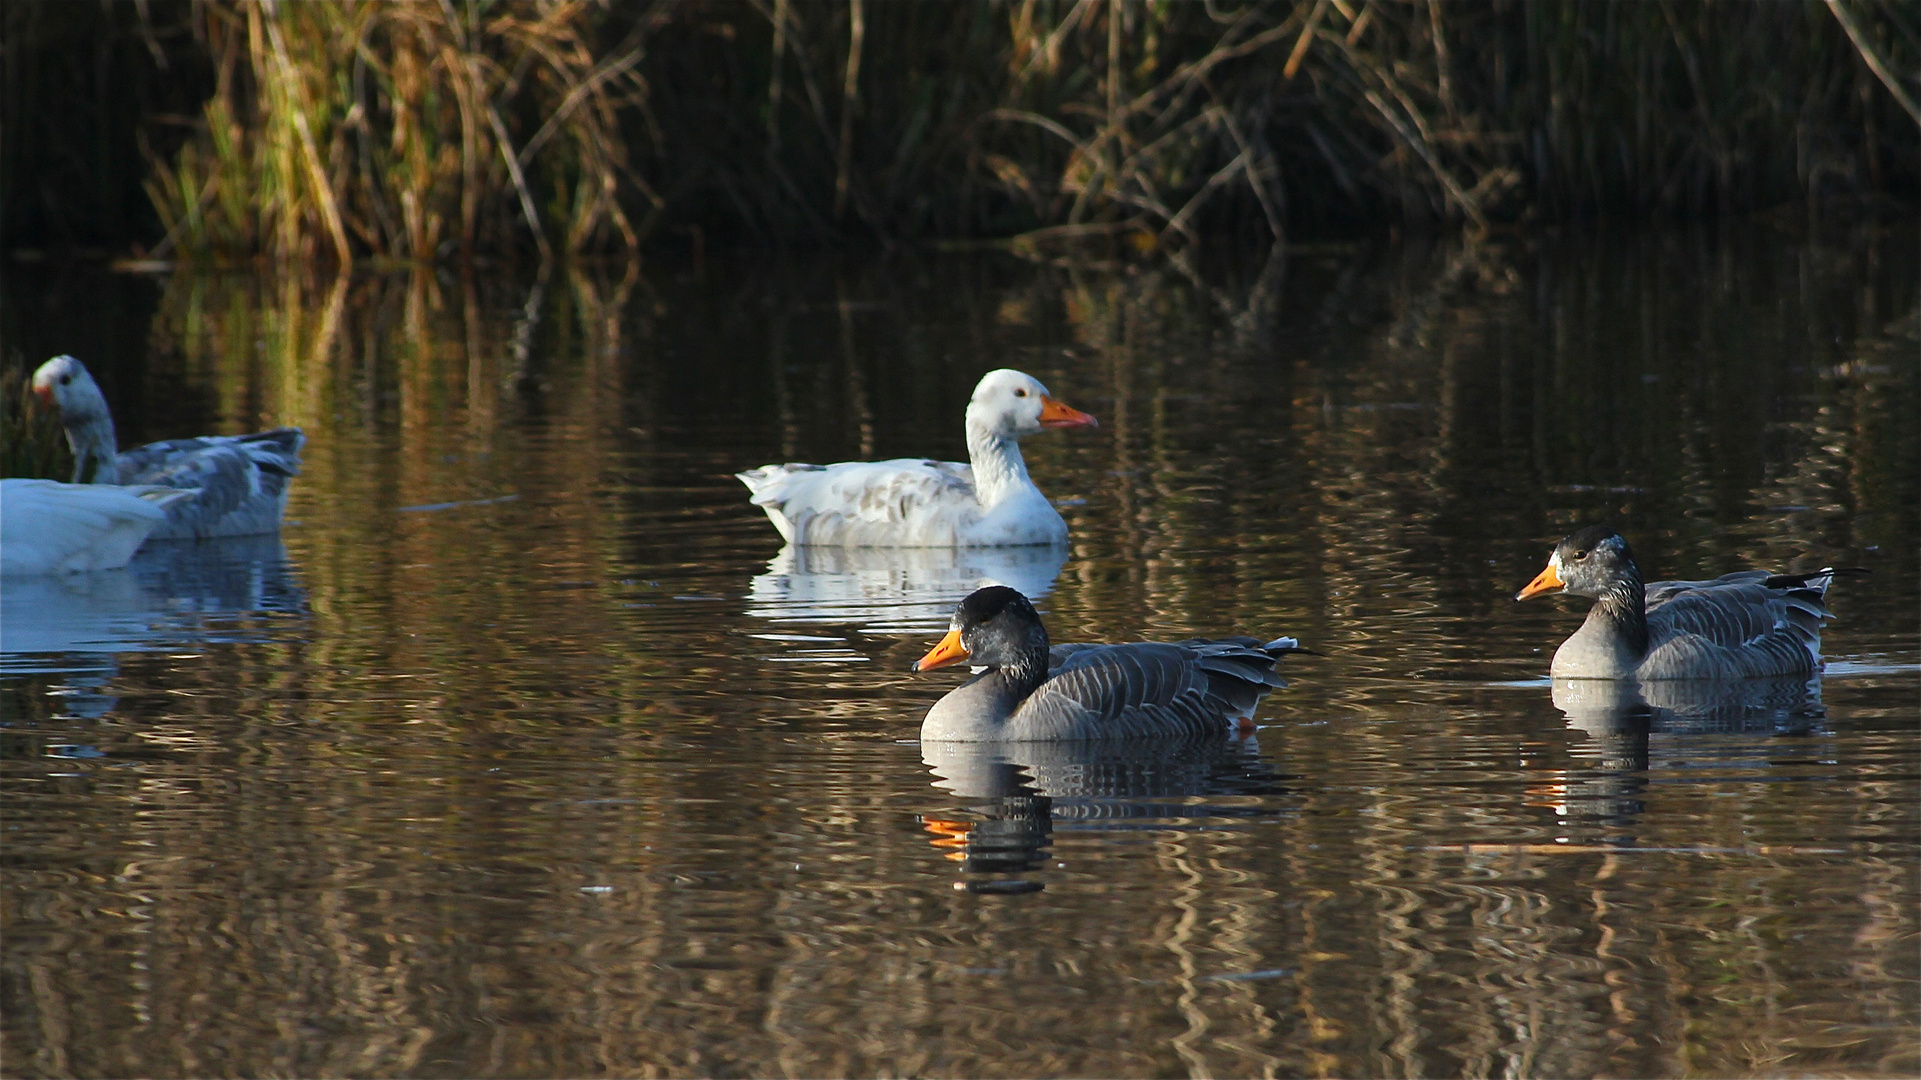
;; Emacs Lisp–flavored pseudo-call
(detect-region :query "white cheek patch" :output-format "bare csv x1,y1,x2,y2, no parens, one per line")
1549,550,1564,571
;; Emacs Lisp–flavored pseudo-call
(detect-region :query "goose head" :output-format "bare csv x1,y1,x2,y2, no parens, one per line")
914,585,1051,681
1516,525,1641,602
30,355,120,483
965,369,1097,440
30,355,112,427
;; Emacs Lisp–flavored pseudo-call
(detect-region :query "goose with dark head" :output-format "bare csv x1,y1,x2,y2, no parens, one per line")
1517,525,1855,680
913,585,1303,741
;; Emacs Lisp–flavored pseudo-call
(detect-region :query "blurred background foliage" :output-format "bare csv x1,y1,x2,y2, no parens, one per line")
2,0,1917,264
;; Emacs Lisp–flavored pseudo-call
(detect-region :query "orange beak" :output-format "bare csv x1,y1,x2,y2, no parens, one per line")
914,628,971,671
1038,395,1098,429
1515,560,1565,601
30,381,53,409
922,817,976,860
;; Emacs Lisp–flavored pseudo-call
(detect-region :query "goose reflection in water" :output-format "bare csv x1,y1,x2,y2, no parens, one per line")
746,542,1067,632
1543,675,1825,826
917,736,1289,890
1,535,307,709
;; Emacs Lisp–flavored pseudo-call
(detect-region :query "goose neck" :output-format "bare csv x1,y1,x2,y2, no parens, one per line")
964,422,1032,509
994,649,1050,699
1588,570,1649,660
64,414,120,485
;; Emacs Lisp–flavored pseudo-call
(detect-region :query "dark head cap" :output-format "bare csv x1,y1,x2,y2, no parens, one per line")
953,585,1034,630
1555,524,1631,565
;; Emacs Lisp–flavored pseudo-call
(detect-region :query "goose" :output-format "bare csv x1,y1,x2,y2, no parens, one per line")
1515,524,1853,680
912,585,1303,741
31,355,304,539
1,478,199,574
736,368,1096,547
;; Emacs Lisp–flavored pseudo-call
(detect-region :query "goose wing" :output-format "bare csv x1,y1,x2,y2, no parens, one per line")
736,459,977,546
116,428,305,539
1,479,198,574
1643,571,1833,678
1009,638,1288,740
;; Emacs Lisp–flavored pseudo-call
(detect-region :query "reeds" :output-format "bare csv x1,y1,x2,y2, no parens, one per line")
1,366,71,480
147,0,657,264
948,0,1919,250
130,0,1917,263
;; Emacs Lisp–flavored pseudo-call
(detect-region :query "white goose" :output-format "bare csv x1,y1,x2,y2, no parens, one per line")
1,478,199,574
1516,525,1854,680
736,369,1096,547
32,355,304,539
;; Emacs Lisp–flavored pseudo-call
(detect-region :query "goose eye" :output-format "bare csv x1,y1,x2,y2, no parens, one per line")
1014,388,1028,397
1572,549,1588,560
59,375,71,386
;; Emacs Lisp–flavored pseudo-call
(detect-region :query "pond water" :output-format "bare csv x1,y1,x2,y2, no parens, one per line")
2,225,1916,1078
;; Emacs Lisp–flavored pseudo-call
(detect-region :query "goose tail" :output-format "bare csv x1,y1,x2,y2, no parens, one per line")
1764,566,1869,596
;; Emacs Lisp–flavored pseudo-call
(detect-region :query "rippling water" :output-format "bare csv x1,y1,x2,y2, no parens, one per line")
3,226,1916,1078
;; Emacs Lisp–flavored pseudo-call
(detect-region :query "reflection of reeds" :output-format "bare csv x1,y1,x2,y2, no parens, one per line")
7,234,1916,1079
123,1,1916,263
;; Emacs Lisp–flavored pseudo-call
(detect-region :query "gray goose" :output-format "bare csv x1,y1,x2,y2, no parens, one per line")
912,586,1303,741
32,355,304,540
1516,525,1851,680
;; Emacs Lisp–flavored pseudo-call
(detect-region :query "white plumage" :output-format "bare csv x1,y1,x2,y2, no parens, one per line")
746,543,1068,631
0,478,199,575
737,369,1096,547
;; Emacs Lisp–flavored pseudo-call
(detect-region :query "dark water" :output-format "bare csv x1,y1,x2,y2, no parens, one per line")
3,226,1917,1079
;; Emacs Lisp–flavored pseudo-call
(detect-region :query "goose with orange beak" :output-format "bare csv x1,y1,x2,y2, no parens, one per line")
1517,524,1858,680
913,585,1305,741
31,354,304,540
737,369,1096,547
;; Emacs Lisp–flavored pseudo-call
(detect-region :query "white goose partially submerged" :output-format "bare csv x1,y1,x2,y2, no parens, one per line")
32,355,304,540
736,369,1096,547
1,478,199,574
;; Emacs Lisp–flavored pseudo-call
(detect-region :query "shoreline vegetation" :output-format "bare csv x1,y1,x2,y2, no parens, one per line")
3,1,1917,266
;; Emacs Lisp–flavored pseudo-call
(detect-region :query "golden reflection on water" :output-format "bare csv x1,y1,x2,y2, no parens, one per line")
2,229,1917,1078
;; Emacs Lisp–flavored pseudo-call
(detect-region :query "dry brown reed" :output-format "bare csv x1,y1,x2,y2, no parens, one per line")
136,0,1918,263
147,0,660,265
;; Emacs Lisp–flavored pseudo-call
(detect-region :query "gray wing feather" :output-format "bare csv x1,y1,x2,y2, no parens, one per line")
117,428,305,538
1007,638,1290,740
1642,571,1836,679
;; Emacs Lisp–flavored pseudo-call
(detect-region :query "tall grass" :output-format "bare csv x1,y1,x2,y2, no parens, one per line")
1,366,72,480
146,0,654,264
134,0,1918,263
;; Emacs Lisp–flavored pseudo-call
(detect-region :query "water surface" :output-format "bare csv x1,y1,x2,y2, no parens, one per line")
3,226,1917,1078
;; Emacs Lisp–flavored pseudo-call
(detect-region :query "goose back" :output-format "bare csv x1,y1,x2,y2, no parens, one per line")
739,458,991,546
923,637,1290,741
0,479,199,574
1637,570,1835,679
117,428,306,539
